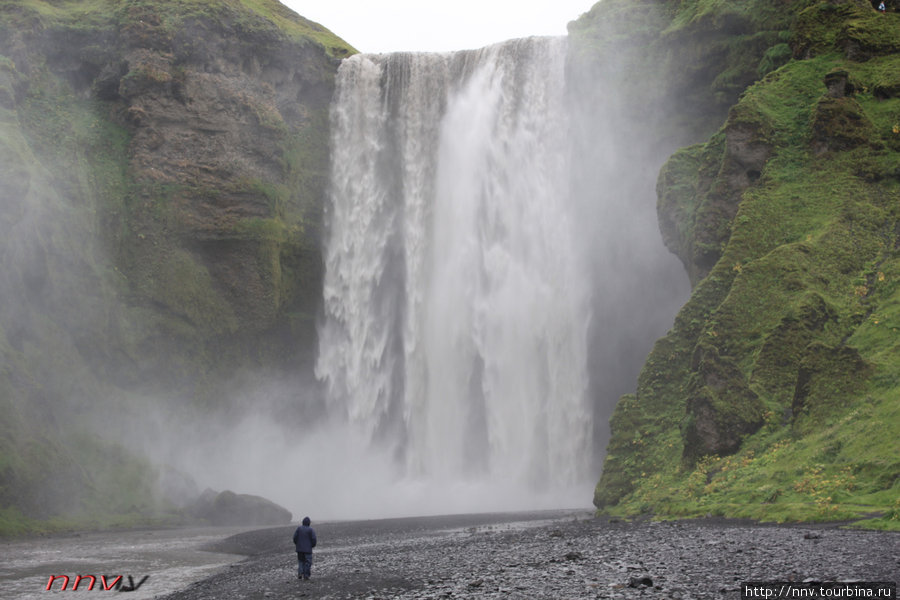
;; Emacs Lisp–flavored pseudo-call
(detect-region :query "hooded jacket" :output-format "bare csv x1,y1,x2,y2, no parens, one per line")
292,517,317,553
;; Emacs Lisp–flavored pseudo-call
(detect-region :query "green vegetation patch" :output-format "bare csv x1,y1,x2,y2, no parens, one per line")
0,0,346,534
235,0,356,56
0,0,355,57
594,0,900,525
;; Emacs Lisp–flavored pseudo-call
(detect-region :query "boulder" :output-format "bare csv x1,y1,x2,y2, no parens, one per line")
191,489,292,526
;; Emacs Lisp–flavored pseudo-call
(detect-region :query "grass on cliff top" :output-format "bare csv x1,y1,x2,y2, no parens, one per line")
236,0,356,56
0,0,356,58
662,0,803,34
0,0,114,30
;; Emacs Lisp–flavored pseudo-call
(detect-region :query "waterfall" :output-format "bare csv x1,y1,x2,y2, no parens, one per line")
316,37,594,499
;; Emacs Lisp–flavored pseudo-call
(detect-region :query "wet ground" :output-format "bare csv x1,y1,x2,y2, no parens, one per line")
159,511,899,599
0,526,251,599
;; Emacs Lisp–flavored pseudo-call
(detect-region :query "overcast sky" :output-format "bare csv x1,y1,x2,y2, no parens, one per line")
281,0,596,54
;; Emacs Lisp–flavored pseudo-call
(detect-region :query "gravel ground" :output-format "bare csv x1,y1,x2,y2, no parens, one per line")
160,511,899,599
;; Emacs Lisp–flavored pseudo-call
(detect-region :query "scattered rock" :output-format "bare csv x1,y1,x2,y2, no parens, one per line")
628,576,654,588
158,511,900,600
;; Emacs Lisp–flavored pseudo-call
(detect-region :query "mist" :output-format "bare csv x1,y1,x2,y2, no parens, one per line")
126,34,690,521
301,35,688,517
0,6,689,525
141,404,594,521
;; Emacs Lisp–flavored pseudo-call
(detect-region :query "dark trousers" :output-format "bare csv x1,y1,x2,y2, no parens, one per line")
297,552,313,579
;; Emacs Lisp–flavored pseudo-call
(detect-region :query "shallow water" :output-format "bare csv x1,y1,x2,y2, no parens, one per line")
0,526,250,599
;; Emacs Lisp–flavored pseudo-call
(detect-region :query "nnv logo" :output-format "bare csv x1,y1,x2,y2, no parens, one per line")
45,574,149,592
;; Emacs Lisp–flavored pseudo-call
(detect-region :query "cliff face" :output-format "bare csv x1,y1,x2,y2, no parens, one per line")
0,0,353,531
575,0,900,526
4,0,898,533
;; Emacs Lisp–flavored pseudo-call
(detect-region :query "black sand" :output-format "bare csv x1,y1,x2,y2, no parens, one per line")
160,511,899,599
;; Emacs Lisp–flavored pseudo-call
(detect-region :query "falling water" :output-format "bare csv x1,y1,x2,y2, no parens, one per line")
316,37,593,501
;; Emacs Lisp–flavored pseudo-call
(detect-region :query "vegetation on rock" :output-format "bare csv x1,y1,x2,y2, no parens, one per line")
3,0,898,535
0,0,353,535
575,0,900,528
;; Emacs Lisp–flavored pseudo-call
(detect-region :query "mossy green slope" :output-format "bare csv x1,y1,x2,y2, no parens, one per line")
581,0,900,527
0,1,353,534
568,0,799,148
0,0,354,58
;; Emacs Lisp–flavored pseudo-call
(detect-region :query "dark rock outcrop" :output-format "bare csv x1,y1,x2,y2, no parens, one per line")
191,489,292,526
682,344,766,460
658,111,773,286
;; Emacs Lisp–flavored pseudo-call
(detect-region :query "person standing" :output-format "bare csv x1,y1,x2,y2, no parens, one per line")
292,516,317,580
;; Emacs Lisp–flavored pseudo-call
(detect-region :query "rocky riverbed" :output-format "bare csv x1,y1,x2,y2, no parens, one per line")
161,511,899,599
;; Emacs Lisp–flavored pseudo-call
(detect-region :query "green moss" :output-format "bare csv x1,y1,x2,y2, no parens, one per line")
0,0,344,532
235,0,356,57
657,142,706,272
595,0,900,524
128,0,354,58
837,8,900,58
683,344,767,460
233,216,287,241
758,42,792,78
793,2,861,58
648,387,898,526
0,0,118,31
0,0,355,58
145,248,239,334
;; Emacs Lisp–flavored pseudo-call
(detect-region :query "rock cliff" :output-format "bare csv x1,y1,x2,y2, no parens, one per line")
0,0,352,532
574,0,900,526
3,0,898,533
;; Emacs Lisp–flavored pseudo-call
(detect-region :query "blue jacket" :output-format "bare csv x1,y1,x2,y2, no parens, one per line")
292,524,317,554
